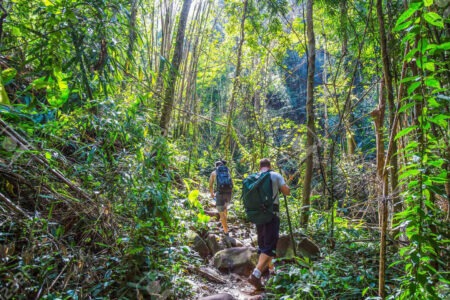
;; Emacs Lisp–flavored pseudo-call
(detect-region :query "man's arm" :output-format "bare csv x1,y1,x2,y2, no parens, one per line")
276,172,290,196
209,172,215,198
280,184,290,196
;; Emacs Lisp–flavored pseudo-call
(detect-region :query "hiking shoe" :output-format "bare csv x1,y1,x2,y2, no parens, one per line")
248,274,264,290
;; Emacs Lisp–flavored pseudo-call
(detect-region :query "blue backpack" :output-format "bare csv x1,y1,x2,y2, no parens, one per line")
216,165,233,193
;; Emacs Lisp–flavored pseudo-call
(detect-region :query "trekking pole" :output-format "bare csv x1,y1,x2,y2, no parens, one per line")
283,194,297,257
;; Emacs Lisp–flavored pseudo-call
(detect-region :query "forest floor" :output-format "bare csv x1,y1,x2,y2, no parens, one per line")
185,193,268,300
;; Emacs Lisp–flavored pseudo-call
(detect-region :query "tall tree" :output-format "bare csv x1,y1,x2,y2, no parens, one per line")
376,0,393,297
224,0,248,161
301,0,316,228
159,0,193,135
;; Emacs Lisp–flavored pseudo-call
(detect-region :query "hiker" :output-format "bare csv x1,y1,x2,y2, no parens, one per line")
209,160,233,236
247,158,290,290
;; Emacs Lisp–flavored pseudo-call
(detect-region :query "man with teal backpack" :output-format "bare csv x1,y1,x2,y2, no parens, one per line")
242,158,290,290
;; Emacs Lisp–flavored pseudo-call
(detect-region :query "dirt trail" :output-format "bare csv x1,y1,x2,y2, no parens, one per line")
186,194,268,300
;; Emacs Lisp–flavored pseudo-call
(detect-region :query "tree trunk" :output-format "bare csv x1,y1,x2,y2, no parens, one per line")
159,0,193,135
376,0,392,297
224,0,248,161
155,0,176,97
301,0,316,229
371,79,388,299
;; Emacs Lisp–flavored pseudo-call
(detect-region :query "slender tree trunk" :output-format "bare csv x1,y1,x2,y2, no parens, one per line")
0,0,8,45
127,0,138,61
371,79,388,299
155,0,175,96
376,0,393,297
384,0,400,223
301,0,316,229
224,0,248,161
159,0,193,135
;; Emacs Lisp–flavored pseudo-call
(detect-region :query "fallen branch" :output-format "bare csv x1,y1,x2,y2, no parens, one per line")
0,119,93,202
0,192,31,219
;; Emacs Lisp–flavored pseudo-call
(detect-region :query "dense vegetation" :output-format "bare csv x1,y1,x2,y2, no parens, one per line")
1,0,449,299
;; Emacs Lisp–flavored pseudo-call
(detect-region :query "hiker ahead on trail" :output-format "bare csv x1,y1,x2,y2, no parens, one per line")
242,158,290,291
209,160,233,236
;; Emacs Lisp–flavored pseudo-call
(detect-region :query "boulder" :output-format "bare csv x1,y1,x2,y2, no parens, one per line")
212,247,258,276
199,293,235,300
229,237,243,248
276,235,294,258
276,235,320,259
206,234,222,254
297,236,320,258
187,230,210,258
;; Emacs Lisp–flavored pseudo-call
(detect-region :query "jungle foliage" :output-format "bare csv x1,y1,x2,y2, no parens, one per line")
0,0,449,299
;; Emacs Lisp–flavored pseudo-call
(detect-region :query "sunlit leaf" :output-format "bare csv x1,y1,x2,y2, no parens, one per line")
424,12,443,28
407,82,421,95
394,2,423,31
424,78,440,88
395,126,417,140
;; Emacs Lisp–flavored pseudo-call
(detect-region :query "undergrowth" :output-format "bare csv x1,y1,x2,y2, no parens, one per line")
0,100,198,299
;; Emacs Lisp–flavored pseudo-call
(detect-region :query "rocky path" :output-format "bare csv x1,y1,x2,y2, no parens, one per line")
185,197,266,300
184,194,320,300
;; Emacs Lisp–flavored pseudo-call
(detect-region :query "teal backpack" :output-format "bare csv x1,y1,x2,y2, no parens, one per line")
242,171,274,225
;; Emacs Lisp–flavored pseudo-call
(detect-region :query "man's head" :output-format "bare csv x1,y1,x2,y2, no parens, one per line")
215,161,224,168
259,158,271,169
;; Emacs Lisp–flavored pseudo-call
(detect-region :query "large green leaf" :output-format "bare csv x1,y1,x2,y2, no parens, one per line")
407,81,422,95
394,2,423,31
424,12,443,28
395,126,417,140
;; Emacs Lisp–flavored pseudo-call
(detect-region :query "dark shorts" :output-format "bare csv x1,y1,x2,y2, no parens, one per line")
216,192,231,212
256,215,280,257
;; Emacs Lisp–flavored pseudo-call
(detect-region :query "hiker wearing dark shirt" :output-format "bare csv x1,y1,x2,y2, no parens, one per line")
248,158,290,290
209,160,233,236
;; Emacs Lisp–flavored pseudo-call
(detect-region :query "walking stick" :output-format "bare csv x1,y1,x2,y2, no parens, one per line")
283,194,297,257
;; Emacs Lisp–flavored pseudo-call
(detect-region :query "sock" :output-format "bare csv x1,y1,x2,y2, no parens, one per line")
252,268,262,279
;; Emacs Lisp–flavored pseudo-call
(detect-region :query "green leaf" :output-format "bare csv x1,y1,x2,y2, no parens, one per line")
424,78,440,89
424,12,444,28
42,0,54,6
404,48,419,62
394,20,413,32
407,81,421,95
1,68,17,84
424,0,433,7
437,42,450,50
423,62,435,71
428,114,450,127
188,190,201,208
395,126,417,140
45,152,52,160
400,75,419,84
394,2,423,30
427,97,439,108
399,102,416,113
399,169,420,180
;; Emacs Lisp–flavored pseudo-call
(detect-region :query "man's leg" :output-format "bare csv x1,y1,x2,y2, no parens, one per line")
216,193,229,235
219,210,228,234
249,216,279,290
255,253,272,273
